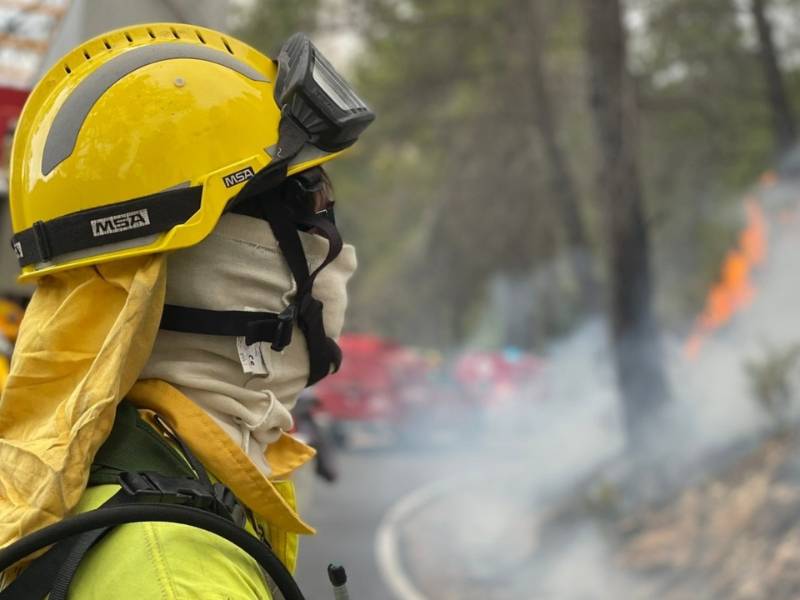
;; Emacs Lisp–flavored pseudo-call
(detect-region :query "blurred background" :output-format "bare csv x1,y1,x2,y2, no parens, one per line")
3,0,800,598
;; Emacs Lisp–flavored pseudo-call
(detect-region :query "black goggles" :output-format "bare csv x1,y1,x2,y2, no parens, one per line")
274,33,375,153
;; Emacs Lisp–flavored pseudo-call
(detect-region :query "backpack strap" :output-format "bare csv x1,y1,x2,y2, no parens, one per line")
0,495,306,600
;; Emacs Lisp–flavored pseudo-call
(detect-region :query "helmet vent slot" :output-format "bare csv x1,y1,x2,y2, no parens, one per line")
222,37,234,54
147,28,156,39
63,64,71,74
82,49,91,60
195,30,206,44
170,27,180,40
124,31,133,43
103,39,112,50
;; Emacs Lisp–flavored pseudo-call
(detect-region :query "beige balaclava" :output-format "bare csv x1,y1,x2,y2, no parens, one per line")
140,212,357,475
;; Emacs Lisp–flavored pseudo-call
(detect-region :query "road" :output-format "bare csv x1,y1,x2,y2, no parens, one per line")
293,445,471,600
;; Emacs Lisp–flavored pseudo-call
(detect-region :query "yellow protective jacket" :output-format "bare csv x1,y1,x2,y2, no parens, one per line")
65,379,315,599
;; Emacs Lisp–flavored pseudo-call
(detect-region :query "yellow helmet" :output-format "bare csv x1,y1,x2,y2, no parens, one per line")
9,23,373,281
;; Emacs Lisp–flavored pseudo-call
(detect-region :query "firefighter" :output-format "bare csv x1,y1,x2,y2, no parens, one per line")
0,23,372,599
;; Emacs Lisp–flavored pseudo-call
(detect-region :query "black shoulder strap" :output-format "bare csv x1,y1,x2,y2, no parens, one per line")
0,495,305,600
0,492,125,600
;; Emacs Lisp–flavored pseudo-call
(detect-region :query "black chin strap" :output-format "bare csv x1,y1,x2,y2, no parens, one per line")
159,304,296,349
259,200,343,385
159,124,344,385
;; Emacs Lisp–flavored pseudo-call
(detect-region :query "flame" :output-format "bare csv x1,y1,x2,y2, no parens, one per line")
684,196,768,359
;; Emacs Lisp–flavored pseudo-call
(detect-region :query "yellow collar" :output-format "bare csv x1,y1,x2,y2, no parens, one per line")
127,379,315,535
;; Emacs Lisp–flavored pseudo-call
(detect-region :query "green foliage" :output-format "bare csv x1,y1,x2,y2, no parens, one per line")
235,0,796,350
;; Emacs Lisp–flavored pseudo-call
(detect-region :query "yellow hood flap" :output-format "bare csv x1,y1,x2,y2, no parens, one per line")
127,379,315,535
0,255,166,551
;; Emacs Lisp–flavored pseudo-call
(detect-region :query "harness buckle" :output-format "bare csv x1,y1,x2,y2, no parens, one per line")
119,471,217,511
270,304,296,352
118,472,246,527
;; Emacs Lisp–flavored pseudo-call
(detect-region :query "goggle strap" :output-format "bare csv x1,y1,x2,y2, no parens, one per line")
230,115,307,209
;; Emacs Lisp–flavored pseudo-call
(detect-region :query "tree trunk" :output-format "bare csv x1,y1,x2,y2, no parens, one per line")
582,0,670,447
527,0,599,310
751,0,796,157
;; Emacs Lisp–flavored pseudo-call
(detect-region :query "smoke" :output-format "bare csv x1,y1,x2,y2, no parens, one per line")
295,166,800,599
396,168,800,597
396,317,634,598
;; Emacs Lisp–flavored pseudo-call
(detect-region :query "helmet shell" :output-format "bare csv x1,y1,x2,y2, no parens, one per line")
10,23,340,281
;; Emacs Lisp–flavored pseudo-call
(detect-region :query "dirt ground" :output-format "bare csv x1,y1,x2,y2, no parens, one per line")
616,432,800,599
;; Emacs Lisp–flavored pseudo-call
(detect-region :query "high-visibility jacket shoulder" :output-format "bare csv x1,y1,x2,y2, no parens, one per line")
69,484,277,599
65,380,316,599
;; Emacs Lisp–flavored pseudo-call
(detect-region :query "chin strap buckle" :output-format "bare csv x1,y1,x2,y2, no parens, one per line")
269,304,297,352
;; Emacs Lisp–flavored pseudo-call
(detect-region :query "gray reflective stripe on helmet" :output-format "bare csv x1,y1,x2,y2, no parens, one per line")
43,43,270,175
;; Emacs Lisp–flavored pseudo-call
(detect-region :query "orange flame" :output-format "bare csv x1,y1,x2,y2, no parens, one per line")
684,197,767,359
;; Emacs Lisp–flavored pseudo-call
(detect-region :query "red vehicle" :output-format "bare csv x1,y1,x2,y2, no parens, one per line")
313,336,547,447
453,349,546,411
312,334,431,446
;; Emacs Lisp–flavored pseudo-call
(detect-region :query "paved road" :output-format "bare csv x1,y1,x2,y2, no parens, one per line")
293,446,473,600
290,373,622,600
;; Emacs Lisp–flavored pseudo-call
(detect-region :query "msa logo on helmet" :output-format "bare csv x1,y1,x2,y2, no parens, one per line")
91,209,151,237
222,166,255,188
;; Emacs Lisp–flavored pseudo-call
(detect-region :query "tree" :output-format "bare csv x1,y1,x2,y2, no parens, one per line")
333,0,574,347
750,0,797,157
582,0,671,446
524,0,598,309
233,0,800,356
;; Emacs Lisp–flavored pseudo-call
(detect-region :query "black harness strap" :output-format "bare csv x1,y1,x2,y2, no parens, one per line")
0,491,127,600
11,186,202,267
49,526,115,600
0,502,305,600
